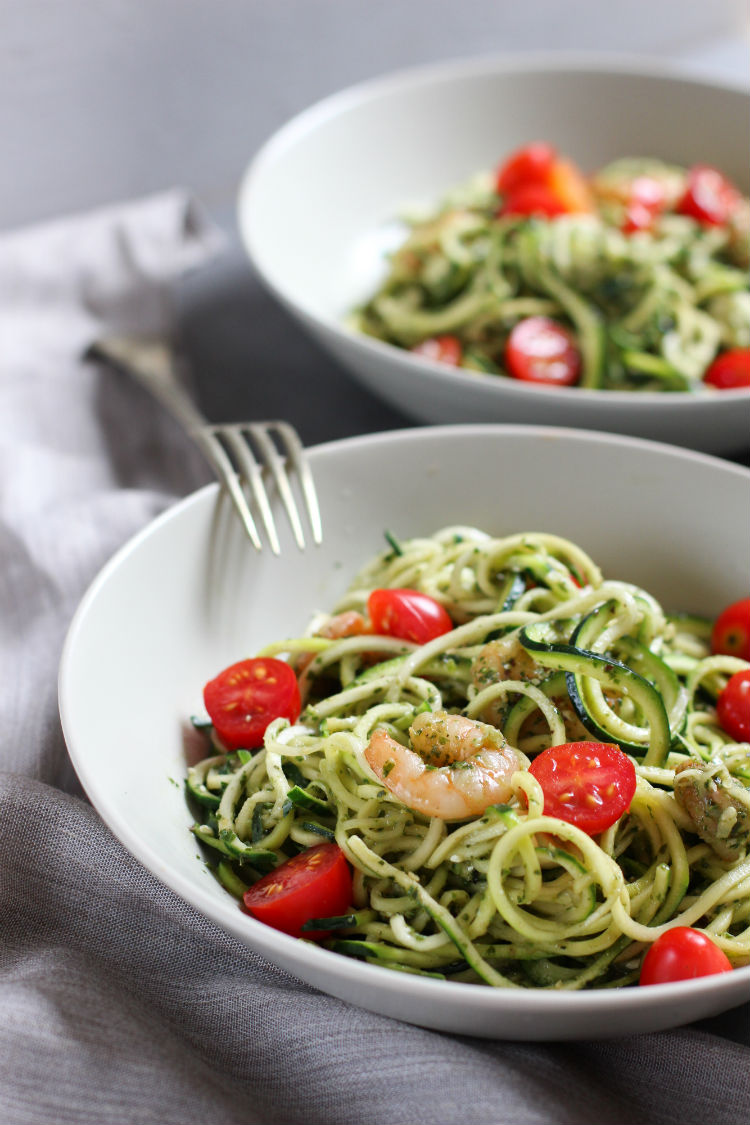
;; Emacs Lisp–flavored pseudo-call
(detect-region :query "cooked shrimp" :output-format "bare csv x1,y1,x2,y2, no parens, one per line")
674,759,750,861
472,635,541,690
365,710,526,820
295,611,369,674
317,611,369,640
471,635,543,726
472,635,589,739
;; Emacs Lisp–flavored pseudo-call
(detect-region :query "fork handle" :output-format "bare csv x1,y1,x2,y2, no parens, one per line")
89,336,207,435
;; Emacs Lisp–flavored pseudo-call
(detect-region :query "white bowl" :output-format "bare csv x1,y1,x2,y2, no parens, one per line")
238,55,750,456
59,425,750,1039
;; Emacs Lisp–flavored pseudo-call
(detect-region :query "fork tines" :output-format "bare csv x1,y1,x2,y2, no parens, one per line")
195,421,322,555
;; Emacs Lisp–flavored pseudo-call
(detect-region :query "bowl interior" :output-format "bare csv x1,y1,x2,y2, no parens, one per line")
240,59,750,321
59,426,750,1038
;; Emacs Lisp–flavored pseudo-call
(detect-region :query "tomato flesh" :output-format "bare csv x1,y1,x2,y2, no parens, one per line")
505,316,581,386
703,349,750,390
640,927,732,985
622,176,667,233
622,202,655,234
203,657,301,750
499,182,569,219
711,597,750,661
717,669,750,743
676,165,740,225
495,144,591,217
243,843,352,939
496,142,557,194
546,159,593,214
528,741,637,835
630,176,667,209
367,587,454,645
411,335,463,366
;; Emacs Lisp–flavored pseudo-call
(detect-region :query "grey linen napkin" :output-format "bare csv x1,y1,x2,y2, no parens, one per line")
0,194,748,1125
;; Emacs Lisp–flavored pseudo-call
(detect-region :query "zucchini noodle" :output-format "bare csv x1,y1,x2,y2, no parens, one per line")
186,527,750,989
352,155,750,391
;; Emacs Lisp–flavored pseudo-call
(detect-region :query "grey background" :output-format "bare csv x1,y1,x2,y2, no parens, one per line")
1,0,748,231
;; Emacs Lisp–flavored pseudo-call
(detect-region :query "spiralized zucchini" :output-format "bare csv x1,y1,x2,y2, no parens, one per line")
187,527,750,989
352,157,750,391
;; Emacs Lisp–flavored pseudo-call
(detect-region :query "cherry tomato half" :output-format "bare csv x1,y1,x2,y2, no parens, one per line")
622,202,655,234
505,316,581,386
367,588,454,645
703,349,750,390
495,142,557,195
711,597,750,662
717,669,750,743
411,335,463,366
676,165,740,226
639,927,732,985
203,657,301,751
498,182,569,219
528,741,637,835
546,158,594,214
622,176,667,234
243,843,352,939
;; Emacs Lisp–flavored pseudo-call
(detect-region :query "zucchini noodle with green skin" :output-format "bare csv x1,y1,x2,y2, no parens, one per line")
352,156,750,391
187,527,750,989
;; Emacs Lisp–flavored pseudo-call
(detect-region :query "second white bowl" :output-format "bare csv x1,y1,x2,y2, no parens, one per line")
239,54,750,455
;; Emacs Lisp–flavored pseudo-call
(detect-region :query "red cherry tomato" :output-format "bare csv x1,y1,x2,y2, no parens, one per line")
622,202,655,234
495,142,557,194
676,165,740,226
203,657,301,750
703,349,750,390
528,741,637,835
242,843,352,939
411,335,463,366
631,176,667,209
496,144,592,218
717,669,750,742
622,176,667,233
640,927,732,985
367,588,454,645
546,158,594,214
711,597,750,661
498,182,569,219
505,316,581,386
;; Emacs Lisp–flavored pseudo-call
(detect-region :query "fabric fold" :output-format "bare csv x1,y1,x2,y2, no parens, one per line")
0,192,218,787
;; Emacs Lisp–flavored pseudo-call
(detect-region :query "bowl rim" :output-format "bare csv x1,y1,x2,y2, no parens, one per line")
59,423,750,1019
238,50,750,410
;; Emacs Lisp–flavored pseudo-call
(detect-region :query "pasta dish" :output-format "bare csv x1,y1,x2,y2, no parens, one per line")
353,145,750,393
187,527,750,989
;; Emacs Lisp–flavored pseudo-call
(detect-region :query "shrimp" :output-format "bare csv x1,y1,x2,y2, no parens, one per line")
295,611,369,674
472,635,541,691
471,635,543,726
674,759,750,861
365,710,526,820
472,635,589,739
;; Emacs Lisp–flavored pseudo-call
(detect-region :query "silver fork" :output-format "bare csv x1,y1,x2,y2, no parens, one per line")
90,336,322,554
